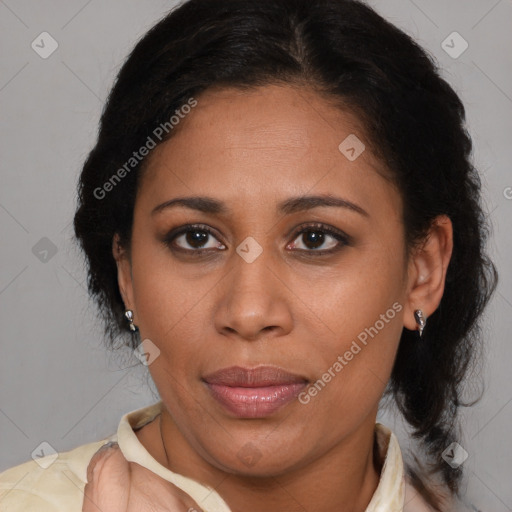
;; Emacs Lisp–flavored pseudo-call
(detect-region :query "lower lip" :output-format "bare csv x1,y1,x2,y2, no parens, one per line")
205,382,307,418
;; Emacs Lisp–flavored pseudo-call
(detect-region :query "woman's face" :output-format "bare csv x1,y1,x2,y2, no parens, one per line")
117,84,413,475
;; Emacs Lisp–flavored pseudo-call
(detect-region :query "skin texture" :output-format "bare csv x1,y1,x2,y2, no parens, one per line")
82,440,204,512
84,84,453,512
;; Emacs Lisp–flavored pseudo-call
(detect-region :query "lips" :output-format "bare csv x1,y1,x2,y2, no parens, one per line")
203,366,308,418
203,365,308,387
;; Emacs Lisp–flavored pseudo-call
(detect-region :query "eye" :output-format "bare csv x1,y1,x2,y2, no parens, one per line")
287,222,350,254
163,222,350,257
164,224,226,254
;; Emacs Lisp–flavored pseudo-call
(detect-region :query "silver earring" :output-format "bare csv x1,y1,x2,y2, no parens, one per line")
414,309,426,337
124,310,137,332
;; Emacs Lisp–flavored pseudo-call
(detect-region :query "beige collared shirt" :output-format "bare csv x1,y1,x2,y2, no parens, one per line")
0,401,463,511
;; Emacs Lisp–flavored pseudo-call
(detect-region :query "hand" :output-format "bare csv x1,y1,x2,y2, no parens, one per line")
82,442,205,512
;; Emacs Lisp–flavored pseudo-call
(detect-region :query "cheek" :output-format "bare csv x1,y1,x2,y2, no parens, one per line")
302,245,406,406
128,248,232,398
129,237,203,331
298,307,404,434
314,238,406,336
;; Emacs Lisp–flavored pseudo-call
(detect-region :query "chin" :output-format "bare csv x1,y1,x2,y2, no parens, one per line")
202,438,311,479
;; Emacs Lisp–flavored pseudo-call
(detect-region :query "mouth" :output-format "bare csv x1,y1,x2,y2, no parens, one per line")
202,365,309,418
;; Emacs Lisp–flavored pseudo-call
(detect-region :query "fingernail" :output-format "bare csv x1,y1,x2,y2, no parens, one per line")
89,442,119,480
97,441,118,452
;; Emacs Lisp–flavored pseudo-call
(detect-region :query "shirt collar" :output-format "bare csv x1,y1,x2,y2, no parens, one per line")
116,401,405,512
366,422,406,511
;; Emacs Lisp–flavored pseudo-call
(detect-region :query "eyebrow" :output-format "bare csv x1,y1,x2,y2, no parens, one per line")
151,194,369,217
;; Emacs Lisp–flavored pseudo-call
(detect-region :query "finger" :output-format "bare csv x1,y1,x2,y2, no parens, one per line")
82,442,130,512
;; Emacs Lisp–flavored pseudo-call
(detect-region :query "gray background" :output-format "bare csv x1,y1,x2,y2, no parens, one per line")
0,0,511,510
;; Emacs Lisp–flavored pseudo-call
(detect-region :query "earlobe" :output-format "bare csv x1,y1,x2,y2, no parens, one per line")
403,215,453,333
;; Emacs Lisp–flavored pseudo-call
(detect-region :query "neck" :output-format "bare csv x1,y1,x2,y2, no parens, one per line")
155,410,381,512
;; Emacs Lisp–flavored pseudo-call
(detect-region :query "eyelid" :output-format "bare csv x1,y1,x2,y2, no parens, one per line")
288,221,352,245
163,221,351,254
163,223,225,250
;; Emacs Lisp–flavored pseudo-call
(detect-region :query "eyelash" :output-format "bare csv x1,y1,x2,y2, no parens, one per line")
163,222,351,257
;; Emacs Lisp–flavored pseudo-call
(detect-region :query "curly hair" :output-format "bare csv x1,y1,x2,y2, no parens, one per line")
73,0,498,508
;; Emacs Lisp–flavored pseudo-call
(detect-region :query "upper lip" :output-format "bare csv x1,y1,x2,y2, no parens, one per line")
203,365,308,387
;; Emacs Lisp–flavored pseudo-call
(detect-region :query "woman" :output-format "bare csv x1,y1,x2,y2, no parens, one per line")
0,0,497,510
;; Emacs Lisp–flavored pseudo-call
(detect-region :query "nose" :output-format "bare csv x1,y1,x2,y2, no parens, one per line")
214,248,294,342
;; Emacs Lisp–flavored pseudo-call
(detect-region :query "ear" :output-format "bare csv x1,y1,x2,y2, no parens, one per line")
112,234,135,313
403,215,453,331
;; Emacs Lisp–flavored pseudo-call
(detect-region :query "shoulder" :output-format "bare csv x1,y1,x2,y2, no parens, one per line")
404,476,478,512
0,401,162,511
404,473,441,512
0,437,114,512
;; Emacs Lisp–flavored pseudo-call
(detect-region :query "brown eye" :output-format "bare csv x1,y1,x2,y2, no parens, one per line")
287,223,350,254
164,224,226,253
163,222,350,257
178,229,210,249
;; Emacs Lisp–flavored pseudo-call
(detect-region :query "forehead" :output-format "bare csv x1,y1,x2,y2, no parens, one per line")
146,84,371,166
138,84,400,221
